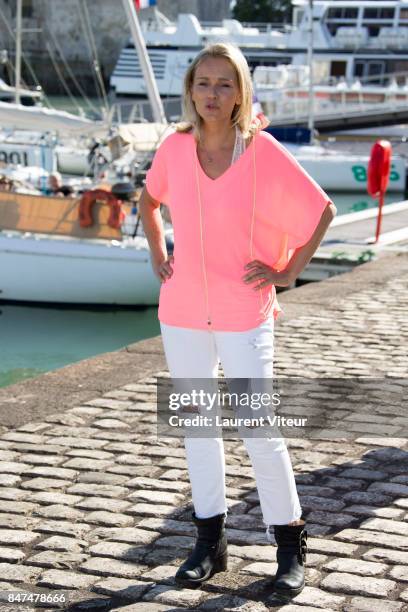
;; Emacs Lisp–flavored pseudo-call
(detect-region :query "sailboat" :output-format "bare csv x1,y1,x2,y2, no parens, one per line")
0,0,172,306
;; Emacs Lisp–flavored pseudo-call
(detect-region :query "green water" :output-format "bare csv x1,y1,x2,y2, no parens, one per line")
0,304,160,388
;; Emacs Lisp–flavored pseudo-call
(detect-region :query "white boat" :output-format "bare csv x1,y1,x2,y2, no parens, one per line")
110,1,408,97
0,230,162,305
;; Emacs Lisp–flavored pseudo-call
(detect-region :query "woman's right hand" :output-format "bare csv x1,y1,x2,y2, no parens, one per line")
153,255,174,283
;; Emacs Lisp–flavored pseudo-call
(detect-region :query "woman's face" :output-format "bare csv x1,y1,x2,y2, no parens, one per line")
190,56,242,126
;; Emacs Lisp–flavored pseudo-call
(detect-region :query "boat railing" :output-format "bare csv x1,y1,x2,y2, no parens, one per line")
108,96,184,126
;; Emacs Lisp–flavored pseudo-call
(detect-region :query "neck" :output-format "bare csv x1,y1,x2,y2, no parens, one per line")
199,122,236,150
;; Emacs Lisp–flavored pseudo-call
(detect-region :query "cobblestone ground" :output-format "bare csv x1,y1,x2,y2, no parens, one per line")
0,275,407,611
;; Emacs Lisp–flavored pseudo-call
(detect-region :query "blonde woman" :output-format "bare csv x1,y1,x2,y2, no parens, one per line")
139,43,336,595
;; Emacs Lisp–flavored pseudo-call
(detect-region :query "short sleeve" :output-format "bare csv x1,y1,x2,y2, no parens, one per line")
273,141,333,252
145,138,169,204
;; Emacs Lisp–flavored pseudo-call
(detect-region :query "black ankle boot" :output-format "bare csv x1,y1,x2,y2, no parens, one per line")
273,518,307,597
174,511,228,588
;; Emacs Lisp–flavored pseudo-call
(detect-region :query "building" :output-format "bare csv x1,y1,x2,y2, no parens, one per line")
0,0,231,95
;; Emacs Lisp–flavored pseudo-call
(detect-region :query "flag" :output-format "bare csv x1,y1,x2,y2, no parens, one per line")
134,0,157,9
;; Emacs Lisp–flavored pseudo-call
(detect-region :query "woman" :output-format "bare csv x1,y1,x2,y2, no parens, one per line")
139,42,337,595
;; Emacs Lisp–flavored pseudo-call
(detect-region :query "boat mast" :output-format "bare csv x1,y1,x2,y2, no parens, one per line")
15,0,22,104
121,0,166,124
307,0,314,143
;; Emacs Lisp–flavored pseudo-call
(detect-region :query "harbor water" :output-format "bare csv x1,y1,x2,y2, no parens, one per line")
1,189,404,389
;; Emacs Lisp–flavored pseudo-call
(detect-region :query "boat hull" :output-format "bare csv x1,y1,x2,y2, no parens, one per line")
0,232,161,305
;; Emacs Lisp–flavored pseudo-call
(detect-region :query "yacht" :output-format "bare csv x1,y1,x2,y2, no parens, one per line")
110,1,408,97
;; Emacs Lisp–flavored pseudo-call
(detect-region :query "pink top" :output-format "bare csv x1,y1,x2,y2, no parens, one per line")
145,129,332,331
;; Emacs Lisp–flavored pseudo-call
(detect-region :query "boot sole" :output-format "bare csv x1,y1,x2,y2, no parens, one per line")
274,583,305,597
174,553,228,589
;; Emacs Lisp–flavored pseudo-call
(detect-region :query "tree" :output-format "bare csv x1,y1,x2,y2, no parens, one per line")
232,0,292,24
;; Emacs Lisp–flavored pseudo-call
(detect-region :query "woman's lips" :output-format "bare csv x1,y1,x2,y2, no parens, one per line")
206,104,219,109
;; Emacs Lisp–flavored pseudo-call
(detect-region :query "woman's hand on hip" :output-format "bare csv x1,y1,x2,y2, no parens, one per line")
153,255,174,283
242,260,292,289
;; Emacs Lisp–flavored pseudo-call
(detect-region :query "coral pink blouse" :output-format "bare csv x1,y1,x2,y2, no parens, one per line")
145,129,332,331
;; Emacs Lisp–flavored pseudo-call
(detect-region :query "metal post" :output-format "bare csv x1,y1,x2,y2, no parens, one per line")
307,0,314,143
121,0,166,124
15,0,22,105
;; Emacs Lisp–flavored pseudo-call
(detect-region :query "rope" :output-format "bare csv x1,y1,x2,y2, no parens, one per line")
0,4,52,108
46,26,102,117
78,0,109,114
45,42,84,115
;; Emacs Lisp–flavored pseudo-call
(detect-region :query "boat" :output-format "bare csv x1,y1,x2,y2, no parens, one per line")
0,188,172,306
110,1,408,97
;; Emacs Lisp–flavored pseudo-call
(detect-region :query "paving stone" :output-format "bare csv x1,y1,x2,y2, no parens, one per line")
94,419,131,429
47,436,107,449
85,398,133,410
140,564,177,584
80,557,147,578
359,517,408,536
32,504,85,521
111,603,185,611
126,503,184,518
155,536,194,550
334,529,408,550
34,520,91,538
306,538,359,556
18,453,66,466
200,593,269,611
92,577,154,599
67,483,129,498
0,500,36,514
27,492,84,505
0,547,26,562
89,541,147,562
343,491,393,506
126,477,190,493
0,474,21,486
37,569,100,589
62,458,114,471
228,544,276,562
343,597,405,612
305,511,356,527
343,505,405,519
142,584,208,607
0,488,27,501
35,535,88,552
126,490,185,505
0,461,32,474
362,548,408,565
273,585,345,608
75,497,131,512
84,511,134,527
65,448,115,459
20,477,70,490
368,482,408,497
88,527,160,545
22,466,78,479
399,588,408,602
0,529,40,545
0,563,42,583
27,550,88,568
321,571,397,597
76,471,129,485
238,561,278,576
323,557,388,576
0,514,40,530
136,518,195,537
298,496,345,512
2,432,46,444
389,565,408,582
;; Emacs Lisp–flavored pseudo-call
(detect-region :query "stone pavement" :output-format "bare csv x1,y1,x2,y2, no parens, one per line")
0,254,407,611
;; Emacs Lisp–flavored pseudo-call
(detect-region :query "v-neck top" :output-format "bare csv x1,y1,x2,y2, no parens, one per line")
145,129,332,331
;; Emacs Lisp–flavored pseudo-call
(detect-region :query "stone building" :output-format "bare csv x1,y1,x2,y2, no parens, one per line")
0,0,231,95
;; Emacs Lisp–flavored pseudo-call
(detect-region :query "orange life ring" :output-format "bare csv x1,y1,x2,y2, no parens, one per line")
79,189,124,229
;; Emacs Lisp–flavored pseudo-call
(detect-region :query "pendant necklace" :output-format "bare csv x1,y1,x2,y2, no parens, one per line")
199,127,239,164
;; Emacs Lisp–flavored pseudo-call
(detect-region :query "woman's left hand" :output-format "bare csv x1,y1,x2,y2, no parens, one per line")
242,260,293,289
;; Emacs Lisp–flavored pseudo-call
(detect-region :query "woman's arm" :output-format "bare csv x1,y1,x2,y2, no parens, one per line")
243,202,337,289
138,186,174,282
281,201,337,285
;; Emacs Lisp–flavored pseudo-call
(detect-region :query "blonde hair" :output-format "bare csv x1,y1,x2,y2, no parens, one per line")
175,43,264,142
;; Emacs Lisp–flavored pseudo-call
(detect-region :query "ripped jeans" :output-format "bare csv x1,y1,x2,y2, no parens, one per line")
160,316,302,538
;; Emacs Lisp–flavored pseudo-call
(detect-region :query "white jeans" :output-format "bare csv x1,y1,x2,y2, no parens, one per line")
160,317,302,536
